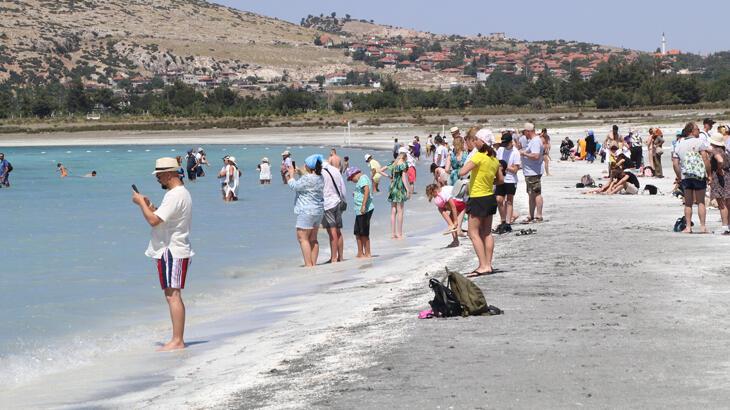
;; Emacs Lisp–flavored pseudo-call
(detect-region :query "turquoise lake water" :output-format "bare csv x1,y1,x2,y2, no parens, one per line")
0,143,406,387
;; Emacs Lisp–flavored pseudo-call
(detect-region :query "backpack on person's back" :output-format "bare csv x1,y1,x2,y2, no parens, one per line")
6,162,12,173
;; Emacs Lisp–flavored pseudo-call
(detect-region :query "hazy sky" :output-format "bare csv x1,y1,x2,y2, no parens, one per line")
215,0,728,54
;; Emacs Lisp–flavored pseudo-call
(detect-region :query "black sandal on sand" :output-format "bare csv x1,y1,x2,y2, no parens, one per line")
516,229,537,236
466,270,494,278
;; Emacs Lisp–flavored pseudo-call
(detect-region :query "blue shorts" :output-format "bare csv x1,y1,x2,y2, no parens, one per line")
296,213,323,229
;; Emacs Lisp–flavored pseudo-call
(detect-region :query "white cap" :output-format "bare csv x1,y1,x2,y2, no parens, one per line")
524,122,535,132
475,129,495,145
364,154,373,161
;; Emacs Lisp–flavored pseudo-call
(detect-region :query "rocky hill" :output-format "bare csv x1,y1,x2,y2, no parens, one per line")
0,0,357,84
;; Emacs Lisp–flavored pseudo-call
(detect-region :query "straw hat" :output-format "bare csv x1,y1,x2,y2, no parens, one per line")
152,157,180,174
709,133,725,148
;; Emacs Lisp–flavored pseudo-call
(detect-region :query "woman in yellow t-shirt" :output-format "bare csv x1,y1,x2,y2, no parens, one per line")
459,129,504,277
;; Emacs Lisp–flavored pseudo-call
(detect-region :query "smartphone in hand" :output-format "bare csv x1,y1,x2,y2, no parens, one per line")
132,184,139,193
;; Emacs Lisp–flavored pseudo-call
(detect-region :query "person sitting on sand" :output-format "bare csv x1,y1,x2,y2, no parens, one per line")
673,122,711,233
426,183,466,248
346,167,374,258
258,157,272,184
607,168,640,195
57,163,68,178
379,151,410,240
458,128,503,277
287,154,325,267
132,157,193,351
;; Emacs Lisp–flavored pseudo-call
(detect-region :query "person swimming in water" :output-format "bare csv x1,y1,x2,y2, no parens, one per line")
83,170,97,178
57,163,68,178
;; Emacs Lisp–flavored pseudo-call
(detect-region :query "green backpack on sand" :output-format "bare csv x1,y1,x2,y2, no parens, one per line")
445,267,502,317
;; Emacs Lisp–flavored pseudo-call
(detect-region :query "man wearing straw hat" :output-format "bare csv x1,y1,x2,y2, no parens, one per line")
132,157,194,351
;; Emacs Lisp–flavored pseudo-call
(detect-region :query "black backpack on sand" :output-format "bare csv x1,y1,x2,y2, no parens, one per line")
429,268,504,317
429,278,462,317
673,216,694,232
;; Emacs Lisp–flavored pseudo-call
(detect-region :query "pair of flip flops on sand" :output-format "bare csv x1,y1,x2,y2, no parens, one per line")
515,228,537,237
466,268,505,278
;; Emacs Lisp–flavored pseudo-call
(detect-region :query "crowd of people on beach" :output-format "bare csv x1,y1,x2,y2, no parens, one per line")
7,117,726,352
279,123,549,276
569,118,730,234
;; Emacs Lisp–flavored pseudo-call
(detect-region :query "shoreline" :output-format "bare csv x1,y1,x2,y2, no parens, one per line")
0,139,463,408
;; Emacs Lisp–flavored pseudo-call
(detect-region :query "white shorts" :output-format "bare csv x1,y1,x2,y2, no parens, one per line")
296,213,323,229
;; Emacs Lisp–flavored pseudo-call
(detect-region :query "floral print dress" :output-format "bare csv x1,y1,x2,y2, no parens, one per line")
386,162,409,203
449,151,467,185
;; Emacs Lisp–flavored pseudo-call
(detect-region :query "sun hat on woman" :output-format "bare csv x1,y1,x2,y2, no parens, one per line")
475,129,495,145
710,133,725,147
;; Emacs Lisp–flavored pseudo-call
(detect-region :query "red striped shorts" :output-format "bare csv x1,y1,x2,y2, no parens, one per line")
156,249,190,290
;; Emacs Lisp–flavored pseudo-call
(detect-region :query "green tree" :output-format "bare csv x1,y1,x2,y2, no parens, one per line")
66,78,89,113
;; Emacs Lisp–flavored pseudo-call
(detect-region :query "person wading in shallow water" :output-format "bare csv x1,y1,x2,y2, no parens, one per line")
133,157,194,351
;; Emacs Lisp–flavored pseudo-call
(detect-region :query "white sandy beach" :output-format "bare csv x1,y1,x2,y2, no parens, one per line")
3,120,729,408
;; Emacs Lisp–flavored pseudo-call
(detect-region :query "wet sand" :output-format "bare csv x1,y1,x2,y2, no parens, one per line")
228,157,730,408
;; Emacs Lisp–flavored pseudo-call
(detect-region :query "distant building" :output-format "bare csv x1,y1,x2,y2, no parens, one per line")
325,72,347,86
488,32,506,41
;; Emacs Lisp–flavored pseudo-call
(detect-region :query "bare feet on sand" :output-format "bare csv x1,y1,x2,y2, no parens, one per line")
158,341,185,351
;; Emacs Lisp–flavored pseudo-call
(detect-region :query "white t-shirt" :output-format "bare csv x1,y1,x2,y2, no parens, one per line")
259,162,272,180
322,164,346,211
145,186,194,259
497,146,522,184
435,145,449,167
522,137,544,177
